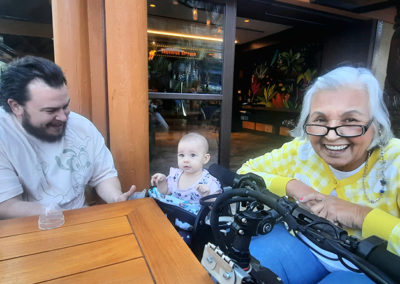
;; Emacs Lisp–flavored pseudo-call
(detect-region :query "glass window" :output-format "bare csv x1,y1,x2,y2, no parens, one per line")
148,0,224,94
149,98,221,174
0,1,53,64
148,1,227,175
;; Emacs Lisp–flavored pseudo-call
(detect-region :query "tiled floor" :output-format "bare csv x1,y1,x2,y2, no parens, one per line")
149,123,292,177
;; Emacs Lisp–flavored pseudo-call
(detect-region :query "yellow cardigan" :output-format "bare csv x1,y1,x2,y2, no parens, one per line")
238,137,400,255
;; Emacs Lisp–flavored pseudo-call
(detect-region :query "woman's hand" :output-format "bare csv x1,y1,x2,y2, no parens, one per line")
286,179,320,208
300,192,372,229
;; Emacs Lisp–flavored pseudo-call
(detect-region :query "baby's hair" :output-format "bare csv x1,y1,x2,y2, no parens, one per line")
179,132,209,153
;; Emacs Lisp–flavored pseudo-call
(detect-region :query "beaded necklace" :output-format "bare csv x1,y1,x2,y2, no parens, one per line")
362,148,387,204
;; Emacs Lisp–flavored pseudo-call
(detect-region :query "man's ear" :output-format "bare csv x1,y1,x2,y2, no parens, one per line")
7,99,24,116
203,153,211,164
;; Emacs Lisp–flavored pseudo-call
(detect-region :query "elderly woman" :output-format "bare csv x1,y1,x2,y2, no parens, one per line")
238,66,399,283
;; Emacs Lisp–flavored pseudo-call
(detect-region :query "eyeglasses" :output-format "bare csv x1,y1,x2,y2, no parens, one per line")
304,120,373,138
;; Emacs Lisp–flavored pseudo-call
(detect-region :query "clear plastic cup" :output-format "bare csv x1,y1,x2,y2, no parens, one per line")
38,204,65,230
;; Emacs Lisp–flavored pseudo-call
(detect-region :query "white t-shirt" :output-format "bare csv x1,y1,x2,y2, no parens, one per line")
0,108,117,210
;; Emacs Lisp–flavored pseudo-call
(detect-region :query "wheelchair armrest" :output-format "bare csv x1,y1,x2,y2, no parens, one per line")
153,198,197,226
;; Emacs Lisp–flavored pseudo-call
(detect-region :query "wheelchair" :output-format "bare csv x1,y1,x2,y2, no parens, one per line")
150,179,283,283
152,191,229,260
152,164,400,284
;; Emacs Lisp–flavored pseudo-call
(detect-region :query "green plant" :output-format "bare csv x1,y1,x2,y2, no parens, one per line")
277,49,304,77
297,68,317,87
254,62,269,79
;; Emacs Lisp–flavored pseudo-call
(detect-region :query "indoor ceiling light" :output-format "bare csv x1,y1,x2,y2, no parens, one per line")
244,19,250,23
147,29,223,42
149,3,156,8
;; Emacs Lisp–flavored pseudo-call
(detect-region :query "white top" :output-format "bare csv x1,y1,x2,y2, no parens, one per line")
0,108,117,209
166,167,222,203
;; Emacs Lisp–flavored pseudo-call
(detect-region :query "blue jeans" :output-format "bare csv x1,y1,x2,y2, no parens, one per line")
249,223,374,284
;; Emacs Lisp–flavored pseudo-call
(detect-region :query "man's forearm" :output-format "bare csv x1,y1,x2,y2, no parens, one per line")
0,196,43,219
95,176,123,203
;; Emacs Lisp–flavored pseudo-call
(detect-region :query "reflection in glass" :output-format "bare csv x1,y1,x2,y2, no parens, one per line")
147,0,224,94
149,99,221,175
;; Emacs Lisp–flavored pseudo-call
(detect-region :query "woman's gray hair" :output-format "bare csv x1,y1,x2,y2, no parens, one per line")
291,66,393,149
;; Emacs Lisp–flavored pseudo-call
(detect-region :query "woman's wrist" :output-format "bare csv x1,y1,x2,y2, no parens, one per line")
286,179,315,200
285,179,298,198
356,205,373,229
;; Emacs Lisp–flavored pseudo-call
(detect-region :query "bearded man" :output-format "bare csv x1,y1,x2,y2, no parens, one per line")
0,56,135,219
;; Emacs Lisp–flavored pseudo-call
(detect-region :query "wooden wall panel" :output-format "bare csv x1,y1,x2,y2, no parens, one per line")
86,0,108,139
52,0,149,191
51,0,92,119
104,0,149,191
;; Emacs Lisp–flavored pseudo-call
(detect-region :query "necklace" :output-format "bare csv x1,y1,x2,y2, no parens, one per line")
362,149,386,204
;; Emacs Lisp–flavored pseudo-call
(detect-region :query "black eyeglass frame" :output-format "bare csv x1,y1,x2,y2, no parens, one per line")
304,119,374,138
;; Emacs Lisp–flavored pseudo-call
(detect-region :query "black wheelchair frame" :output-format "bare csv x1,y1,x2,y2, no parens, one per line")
151,165,400,284
153,195,218,260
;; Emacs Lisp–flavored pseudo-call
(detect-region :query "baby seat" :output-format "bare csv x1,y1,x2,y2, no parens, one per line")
148,187,222,260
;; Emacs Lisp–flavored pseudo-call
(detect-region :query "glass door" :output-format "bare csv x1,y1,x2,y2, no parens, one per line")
147,0,236,175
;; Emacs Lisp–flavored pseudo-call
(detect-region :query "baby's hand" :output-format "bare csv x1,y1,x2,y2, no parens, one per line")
196,184,210,196
151,173,166,186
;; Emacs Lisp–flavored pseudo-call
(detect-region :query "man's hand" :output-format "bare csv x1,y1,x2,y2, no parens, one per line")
96,176,139,204
300,192,372,229
115,185,137,202
196,184,210,196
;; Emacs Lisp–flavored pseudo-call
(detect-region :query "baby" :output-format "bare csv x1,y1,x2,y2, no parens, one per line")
151,132,222,203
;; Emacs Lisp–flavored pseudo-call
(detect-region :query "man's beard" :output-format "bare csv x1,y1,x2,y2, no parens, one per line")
22,110,66,142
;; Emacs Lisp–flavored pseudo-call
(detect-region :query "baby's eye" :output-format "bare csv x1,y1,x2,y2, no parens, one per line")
178,154,184,158
190,153,197,158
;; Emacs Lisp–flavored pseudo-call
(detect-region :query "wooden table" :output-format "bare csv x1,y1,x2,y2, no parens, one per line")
0,198,212,283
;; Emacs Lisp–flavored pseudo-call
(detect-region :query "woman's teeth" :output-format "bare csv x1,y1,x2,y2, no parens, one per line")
325,145,348,151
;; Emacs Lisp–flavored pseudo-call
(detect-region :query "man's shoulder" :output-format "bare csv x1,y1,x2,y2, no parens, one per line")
0,107,12,121
0,108,16,134
65,112,104,145
68,111,92,123
67,112,97,131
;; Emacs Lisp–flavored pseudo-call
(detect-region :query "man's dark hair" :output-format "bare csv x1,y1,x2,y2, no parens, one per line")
0,56,67,113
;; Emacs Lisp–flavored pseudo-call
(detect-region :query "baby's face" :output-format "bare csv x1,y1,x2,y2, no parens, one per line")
177,139,209,175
